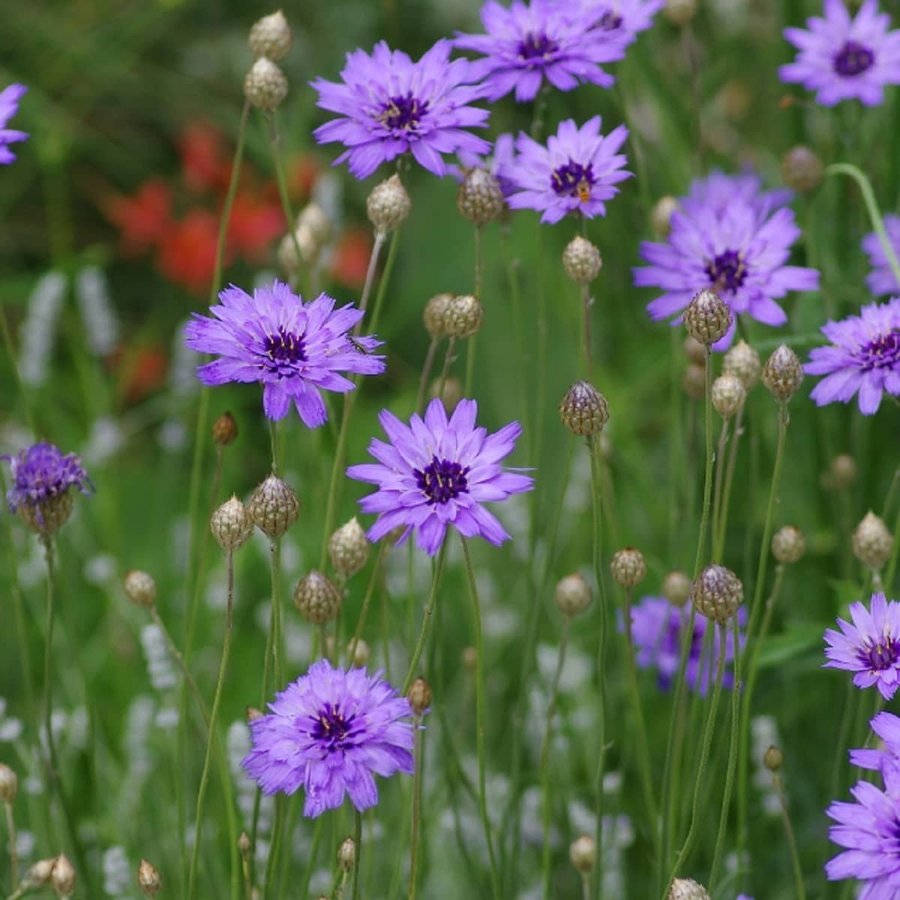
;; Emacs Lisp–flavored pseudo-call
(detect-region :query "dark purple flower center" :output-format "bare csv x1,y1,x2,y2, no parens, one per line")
311,702,356,750
414,455,469,505
597,10,623,30
705,249,747,294
518,31,559,62
859,329,900,371
551,160,595,201
263,327,307,368
833,40,875,78
379,93,428,131
858,636,900,671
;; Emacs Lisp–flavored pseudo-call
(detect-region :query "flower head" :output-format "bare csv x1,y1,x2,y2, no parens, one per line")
242,659,414,817
347,398,533,556
184,280,384,427
779,0,900,107
825,592,900,700
454,0,627,103
504,116,630,224
634,171,819,349
311,40,490,179
862,214,900,296
849,711,900,776
805,298,900,415
0,84,28,165
578,0,664,45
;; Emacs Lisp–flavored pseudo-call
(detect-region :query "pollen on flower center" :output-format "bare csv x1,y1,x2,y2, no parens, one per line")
833,40,875,77
517,31,559,62
859,329,900,370
860,637,900,671
705,249,748,294
414,456,470,505
551,160,596,200
379,93,428,131
311,702,354,750
263,326,307,366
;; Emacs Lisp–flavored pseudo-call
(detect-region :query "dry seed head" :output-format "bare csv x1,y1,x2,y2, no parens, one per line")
824,454,857,491
559,381,610,436
711,373,746,419
771,525,806,565
762,344,803,403
124,570,157,610
440,294,484,338
723,339,761,390
346,638,370,667
852,511,893,571
211,496,253,552
781,145,824,193
212,411,238,447
683,336,707,366
248,10,292,62
764,745,784,773
651,195,679,238
329,517,370,578
663,570,691,605
293,570,342,624
682,363,706,400
19,492,74,536
562,235,603,285
457,167,504,225
0,763,17,804
423,293,453,339
429,375,463,414
691,564,743,625
243,57,288,111
667,878,710,900
684,289,731,345
137,859,162,897
611,548,647,589
554,572,592,617
248,475,300,538
367,174,411,234
23,858,56,888
663,0,698,25
569,834,597,874
51,854,76,898
338,837,356,872
408,676,432,716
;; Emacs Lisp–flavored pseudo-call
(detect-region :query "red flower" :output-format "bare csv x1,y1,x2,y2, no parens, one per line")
179,122,231,195
157,209,224,295
104,179,173,254
227,192,284,261
330,228,372,289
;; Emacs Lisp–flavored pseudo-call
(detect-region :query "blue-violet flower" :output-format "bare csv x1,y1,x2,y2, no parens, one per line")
862,213,900,296
0,84,27,165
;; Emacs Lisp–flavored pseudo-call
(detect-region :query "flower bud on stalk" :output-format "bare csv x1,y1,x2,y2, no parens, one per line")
0,763,17,803
248,475,300,539
244,57,288,111
711,373,746,419
684,289,731,346
248,11,292,62
211,496,253,552
667,878,710,900
762,344,803,403
212,411,239,447
691,564,743,625
562,236,602,285
407,677,432,716
651,195,679,238
781,145,824,193
771,525,806,564
367,174,411,234
137,858,162,897
457,168,504,225
423,293,453,340
51,854,76,898
440,294,483,339
663,570,691,605
293,571,342,624
610,548,647,588
723,339,761,390
559,381,609,436
852,511,893,571
328,517,370,578
554,573,592,617
124,570,157,610
569,834,596,874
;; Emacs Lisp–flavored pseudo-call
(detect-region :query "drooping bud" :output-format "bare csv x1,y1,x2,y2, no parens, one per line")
711,373,746,419
683,289,731,346
559,381,610,436
367,174,411,234
211,496,253,552
440,294,484,339
0,763,17,803
293,570,342,624
823,454,856,492
764,745,784,773
51,854,76,898
248,11,292,62
346,638,370,667
554,573,592,617
762,344,803,403
457,168,504,225
667,878,710,900
329,517,370,578
243,57,288,111
781,145,823,193
338,837,356,873
723,339,761,390
429,375,463,414
562,236,602,285
212,411,239,447
691,564,743,625
137,858,162,897
852,511,893,571
771,526,806,565
683,336,707,366
569,834,597,874
407,677,432,716
247,475,300,539
423,293,453,340
663,570,691,605
610,548,647,589
124,570,157,610
651,195,679,239
682,364,706,400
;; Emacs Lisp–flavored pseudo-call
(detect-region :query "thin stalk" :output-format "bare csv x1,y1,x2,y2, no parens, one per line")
352,811,363,900
348,543,388,666
435,337,458,404
264,795,285,897
415,338,441,413
695,346,715,575
581,282,594,381
401,543,448,694
267,112,303,271
300,817,326,898
408,714,425,900
151,607,210,726
367,229,401,337
713,405,745,562
465,225,484,397
710,418,730,560
773,771,807,900
269,537,285,690
355,231,387,330
4,802,18,888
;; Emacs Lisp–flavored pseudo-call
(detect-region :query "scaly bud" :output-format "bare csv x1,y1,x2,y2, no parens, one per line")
407,677,432,716
667,878,710,900
852,511,893,571
137,858,162,897
338,837,356,873
124,570,157,610
610,548,647,589
651,195,679,239
723,339,761,390
0,763,17,804
683,289,731,346
440,294,484,339
711,373,746,419
554,573,592,617
764,745,784,773
243,57,288,111
293,571,342,624
212,411,239,447
691,564,743,625
771,525,806,565
211,496,253,552
423,293,453,340
569,834,596,874
762,344,803,403
562,236,602,285
248,11,292,62
367,174,411,234
457,168,504,225
663,570,691,605
248,475,300,539
781,145,823,193
51,854,76,898
559,381,610,436
329,517,370,578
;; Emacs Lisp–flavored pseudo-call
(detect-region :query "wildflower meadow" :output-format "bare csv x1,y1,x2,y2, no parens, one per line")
2,1,900,898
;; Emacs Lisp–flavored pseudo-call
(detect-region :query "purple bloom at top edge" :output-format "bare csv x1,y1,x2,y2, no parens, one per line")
347,397,533,556
454,0,628,103
0,84,28,165
242,659,414,818
848,711,900,777
633,170,819,349
183,279,385,428
805,297,900,415
779,0,900,107
862,213,900,296
311,40,491,180
504,116,631,224
575,0,664,45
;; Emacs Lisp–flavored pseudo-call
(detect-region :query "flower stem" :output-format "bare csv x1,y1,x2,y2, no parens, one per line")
712,405,745,562
465,224,483,397
581,282,594,381
368,229,400,337
402,542,448,695
267,111,303,273
352,810,363,900
4,801,18,888
408,712,425,900
415,338,440,414
356,231,387,330
773,769,806,900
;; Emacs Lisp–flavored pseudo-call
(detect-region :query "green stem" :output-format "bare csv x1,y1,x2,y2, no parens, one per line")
352,811,362,900
367,229,400,337
694,346,715,575
408,714,425,900
402,543,448,695
415,338,441,413
710,419,730,561
774,771,807,900
348,543,387,666
465,225,483,397
355,231,387,331
3,800,17,888
713,405,745,562
581,281,593,382
267,111,303,270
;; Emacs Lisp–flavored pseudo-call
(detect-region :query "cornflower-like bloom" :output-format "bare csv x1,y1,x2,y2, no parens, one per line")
825,593,900,699
0,84,28,165
242,659,414,817
849,711,900,777
347,397,533,556
634,171,819,348
780,0,900,107
862,214,900,295
629,596,746,695
505,116,630,224
184,280,384,427
454,0,627,103
805,298,900,414
311,40,490,179
577,0,664,46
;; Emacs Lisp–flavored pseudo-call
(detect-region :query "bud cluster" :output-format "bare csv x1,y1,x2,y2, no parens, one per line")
244,12,292,109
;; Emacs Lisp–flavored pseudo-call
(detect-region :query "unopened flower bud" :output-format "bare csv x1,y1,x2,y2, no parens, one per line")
682,364,706,400
346,638,370,667
852,511,892,571
781,145,823,193
429,375,463,414
138,858,162,896
248,475,300,539
423,293,453,339
683,336,707,366
293,570,342,624
569,834,596,874
298,203,333,248
51,854,76,898
554,573,592,617
691,564,743,625
124,570,157,610
0,763,17,803
20,492,74,536
651,195,679,239
244,57,288,111
663,570,691,605
212,411,238,447
211,496,253,552
407,676,432,716
823,454,856,491
277,226,317,275
667,878,710,900
762,344,803,403
559,381,609,436
663,0,697,26
711,373,746,419
723,339,761,390
684,289,731,346
764,745,784,772
329,517,370,578
238,832,252,857
23,858,56,888
367,174,411,234
457,168,504,225
248,10,292,62
338,836,356,873
441,294,484,339
772,525,806,564
246,707,264,722
611,548,647,588
562,236,602,285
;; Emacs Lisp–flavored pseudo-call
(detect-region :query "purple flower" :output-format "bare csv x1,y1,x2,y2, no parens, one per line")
311,40,490,179
779,0,900,107
504,116,630,224
862,214,900,296
805,298,899,414
634,171,819,349
347,398,533,556
454,0,627,103
849,711,900,776
577,0,664,45
242,659,414,818
824,593,900,700
184,280,384,428
0,84,28,165
629,597,746,695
